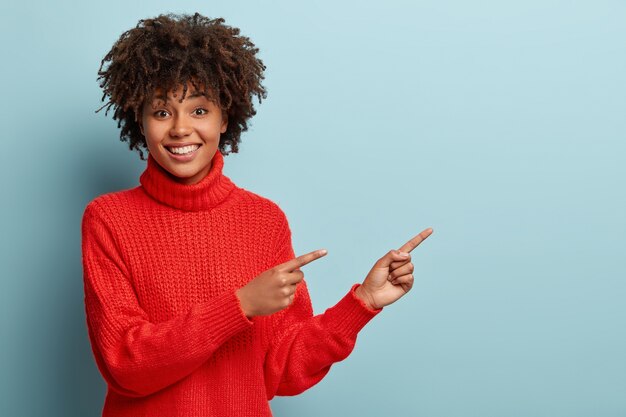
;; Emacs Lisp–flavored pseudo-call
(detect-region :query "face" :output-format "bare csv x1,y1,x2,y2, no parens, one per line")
139,83,228,185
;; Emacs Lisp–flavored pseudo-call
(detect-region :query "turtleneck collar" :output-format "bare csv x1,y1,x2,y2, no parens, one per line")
139,150,237,212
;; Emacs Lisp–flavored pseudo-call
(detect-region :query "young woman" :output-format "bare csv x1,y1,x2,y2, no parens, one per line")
82,12,433,416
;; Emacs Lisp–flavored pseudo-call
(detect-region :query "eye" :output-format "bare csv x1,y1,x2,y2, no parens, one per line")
193,108,208,116
153,110,169,118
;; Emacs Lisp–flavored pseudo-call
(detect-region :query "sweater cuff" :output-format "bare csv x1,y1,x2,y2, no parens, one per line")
322,283,382,339
195,290,253,348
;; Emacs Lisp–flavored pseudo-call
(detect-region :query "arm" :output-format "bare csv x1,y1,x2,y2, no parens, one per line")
81,201,253,397
263,217,382,399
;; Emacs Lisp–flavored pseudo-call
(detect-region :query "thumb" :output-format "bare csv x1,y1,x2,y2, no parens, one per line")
375,249,409,268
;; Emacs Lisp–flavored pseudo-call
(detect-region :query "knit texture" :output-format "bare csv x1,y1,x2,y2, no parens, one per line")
81,150,382,417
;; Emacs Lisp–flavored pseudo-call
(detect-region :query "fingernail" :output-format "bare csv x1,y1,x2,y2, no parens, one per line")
319,249,328,255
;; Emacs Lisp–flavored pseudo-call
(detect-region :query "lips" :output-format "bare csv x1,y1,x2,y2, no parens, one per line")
164,143,202,161
165,143,202,151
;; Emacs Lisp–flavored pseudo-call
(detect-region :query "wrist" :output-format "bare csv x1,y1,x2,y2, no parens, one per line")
235,288,253,318
354,284,377,310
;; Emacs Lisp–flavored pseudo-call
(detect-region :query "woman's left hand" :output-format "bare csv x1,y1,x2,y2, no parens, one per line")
355,228,433,310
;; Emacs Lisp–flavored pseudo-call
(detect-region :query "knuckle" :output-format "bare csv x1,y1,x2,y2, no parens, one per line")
409,263,414,272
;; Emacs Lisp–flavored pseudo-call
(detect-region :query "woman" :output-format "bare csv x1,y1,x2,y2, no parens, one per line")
82,12,433,416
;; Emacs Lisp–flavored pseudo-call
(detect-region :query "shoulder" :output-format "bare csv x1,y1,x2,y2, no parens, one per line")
240,187,296,245
82,186,144,225
235,187,290,224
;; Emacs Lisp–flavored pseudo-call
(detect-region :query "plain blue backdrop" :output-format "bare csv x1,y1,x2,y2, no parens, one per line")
1,1,625,416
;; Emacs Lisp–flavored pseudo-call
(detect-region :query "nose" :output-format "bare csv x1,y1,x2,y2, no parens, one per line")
169,115,193,137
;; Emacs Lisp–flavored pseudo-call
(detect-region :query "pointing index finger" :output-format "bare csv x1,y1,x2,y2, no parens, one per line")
398,227,433,253
276,249,328,272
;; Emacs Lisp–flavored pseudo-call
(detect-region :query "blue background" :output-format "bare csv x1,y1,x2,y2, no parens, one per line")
1,1,625,416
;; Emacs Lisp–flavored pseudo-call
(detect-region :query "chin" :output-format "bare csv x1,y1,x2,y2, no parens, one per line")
171,166,200,179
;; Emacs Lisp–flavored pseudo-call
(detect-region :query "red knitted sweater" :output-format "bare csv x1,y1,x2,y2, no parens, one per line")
81,150,382,417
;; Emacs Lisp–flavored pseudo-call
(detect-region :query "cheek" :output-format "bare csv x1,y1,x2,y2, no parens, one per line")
196,122,223,138
143,123,165,142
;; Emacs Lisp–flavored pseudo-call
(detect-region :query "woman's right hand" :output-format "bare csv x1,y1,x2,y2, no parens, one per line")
236,249,328,317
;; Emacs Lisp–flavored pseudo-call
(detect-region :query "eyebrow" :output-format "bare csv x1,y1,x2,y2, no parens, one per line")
153,91,206,101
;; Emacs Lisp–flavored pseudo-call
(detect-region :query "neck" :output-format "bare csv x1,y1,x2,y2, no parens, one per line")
164,162,212,186
139,151,237,211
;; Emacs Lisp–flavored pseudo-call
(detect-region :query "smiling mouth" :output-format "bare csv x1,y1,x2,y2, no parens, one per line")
165,144,201,155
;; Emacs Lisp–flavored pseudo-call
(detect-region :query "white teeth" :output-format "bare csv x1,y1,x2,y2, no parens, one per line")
168,145,200,155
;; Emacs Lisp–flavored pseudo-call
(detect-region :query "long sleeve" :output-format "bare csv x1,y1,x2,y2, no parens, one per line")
81,200,253,398
263,211,382,399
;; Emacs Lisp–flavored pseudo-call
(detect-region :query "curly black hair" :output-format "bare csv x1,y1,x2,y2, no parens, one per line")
96,12,267,160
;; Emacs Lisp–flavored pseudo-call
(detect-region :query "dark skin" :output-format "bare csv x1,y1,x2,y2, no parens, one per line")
236,228,434,316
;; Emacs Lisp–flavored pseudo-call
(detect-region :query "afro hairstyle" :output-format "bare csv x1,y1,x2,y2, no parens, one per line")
96,12,267,159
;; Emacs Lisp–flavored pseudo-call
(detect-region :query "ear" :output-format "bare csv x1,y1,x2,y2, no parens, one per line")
220,113,228,134
137,110,145,136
